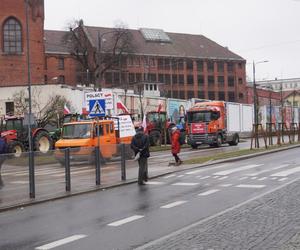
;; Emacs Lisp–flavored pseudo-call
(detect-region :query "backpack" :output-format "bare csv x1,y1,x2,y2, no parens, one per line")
178,131,186,145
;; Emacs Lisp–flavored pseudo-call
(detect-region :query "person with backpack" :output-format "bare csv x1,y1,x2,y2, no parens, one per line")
131,127,150,185
171,126,182,166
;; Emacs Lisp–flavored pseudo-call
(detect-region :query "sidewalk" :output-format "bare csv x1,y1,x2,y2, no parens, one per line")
138,177,300,250
0,143,299,212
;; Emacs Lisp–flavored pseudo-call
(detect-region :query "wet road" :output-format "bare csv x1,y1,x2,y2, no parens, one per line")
0,146,300,249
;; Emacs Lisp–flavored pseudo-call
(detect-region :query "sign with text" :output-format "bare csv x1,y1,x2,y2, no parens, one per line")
85,91,113,110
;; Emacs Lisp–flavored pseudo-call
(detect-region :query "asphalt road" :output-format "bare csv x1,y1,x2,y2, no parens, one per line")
1,146,300,250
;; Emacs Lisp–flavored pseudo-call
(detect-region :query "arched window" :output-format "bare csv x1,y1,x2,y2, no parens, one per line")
3,18,22,53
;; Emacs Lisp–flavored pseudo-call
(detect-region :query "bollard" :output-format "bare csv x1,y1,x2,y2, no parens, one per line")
121,143,126,181
64,148,71,192
95,147,101,185
29,150,35,199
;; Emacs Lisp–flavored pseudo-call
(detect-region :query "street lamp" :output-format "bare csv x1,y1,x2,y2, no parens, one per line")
252,60,269,148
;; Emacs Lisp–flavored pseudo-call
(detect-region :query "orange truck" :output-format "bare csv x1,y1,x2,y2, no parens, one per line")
186,101,243,148
55,115,135,164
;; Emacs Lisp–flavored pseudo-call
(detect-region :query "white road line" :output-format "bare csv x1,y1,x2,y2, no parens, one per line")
271,166,300,177
246,164,289,176
271,177,278,180
219,184,233,187
177,175,184,178
163,174,176,179
251,177,257,180
198,189,220,196
279,178,288,182
199,176,210,180
35,235,87,250
146,181,164,185
214,164,262,176
185,164,228,175
218,176,228,180
258,177,267,181
213,176,219,179
236,184,266,189
160,201,187,209
239,177,248,180
108,215,144,227
172,182,199,186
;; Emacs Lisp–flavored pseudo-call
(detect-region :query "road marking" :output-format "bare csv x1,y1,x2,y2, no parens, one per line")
177,175,185,178
219,184,233,187
271,177,278,180
271,166,300,177
163,174,176,179
236,184,266,189
198,189,220,196
246,164,289,176
239,177,248,180
161,201,187,209
218,176,228,180
185,164,229,175
35,235,87,250
53,169,94,177
213,176,219,179
199,176,210,180
10,181,29,184
146,181,164,185
258,177,267,181
108,215,144,227
214,164,262,176
279,178,288,182
251,177,257,180
172,182,199,186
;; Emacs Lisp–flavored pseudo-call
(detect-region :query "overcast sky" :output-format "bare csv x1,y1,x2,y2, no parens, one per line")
44,0,300,81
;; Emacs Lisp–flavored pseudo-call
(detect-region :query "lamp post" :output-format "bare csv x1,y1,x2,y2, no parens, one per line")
25,0,35,198
252,60,268,148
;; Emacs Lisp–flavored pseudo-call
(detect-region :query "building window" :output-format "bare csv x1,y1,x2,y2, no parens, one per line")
165,74,171,84
218,92,225,101
208,75,214,85
238,78,243,84
207,61,214,72
172,75,178,84
114,72,120,84
129,73,135,83
173,91,178,98
208,91,215,100
128,56,134,66
149,57,155,67
154,84,157,91
158,74,164,83
197,61,203,72
188,91,194,99
187,75,194,84
239,93,244,99
178,74,184,84
58,75,65,84
217,62,224,72
179,91,185,99
171,59,178,70
227,62,234,73
158,58,164,70
164,59,170,70
149,73,157,82
218,76,224,86
5,102,14,115
186,59,193,70
228,76,235,87
198,75,204,85
58,58,64,70
178,59,184,70
228,92,235,102
198,91,205,99
136,73,142,82
134,57,141,66
105,72,113,84
238,62,243,69
3,18,22,53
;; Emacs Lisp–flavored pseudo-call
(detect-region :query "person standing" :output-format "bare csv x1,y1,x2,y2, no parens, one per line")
0,136,8,188
171,126,182,166
131,127,150,185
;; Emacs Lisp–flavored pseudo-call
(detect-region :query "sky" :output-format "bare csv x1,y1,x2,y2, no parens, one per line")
44,0,300,81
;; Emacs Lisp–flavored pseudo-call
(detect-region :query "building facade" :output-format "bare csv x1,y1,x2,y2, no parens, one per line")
1,0,247,105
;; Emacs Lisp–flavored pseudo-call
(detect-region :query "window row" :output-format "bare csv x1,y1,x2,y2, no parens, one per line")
168,91,241,102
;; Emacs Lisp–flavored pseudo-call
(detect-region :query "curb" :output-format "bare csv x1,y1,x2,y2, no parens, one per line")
1,143,300,212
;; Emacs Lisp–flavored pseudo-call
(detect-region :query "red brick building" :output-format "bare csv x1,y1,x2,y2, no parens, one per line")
1,0,248,103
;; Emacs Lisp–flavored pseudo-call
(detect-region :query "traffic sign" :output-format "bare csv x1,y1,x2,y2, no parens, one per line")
89,99,106,117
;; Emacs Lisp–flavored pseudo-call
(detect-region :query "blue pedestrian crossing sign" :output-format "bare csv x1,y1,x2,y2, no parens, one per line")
89,99,106,117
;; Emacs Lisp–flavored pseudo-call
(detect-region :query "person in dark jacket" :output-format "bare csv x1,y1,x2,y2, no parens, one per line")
131,127,150,185
171,126,182,166
0,137,8,188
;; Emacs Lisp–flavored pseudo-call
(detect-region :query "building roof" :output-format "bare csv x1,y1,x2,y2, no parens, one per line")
84,26,245,61
44,30,72,54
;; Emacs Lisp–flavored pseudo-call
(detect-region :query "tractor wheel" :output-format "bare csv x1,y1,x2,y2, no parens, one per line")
34,131,53,153
8,141,25,157
149,130,161,146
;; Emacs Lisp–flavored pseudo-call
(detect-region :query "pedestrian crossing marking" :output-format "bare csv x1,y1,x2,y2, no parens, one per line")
198,189,220,196
236,184,266,189
271,166,300,177
146,181,164,185
108,215,144,227
219,184,233,187
161,201,187,209
258,177,267,181
172,182,199,186
214,164,262,176
246,164,289,176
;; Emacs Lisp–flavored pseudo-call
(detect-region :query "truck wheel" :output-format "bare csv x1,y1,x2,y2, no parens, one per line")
228,135,239,146
214,134,222,147
149,131,161,146
191,144,198,149
8,141,24,157
34,131,53,153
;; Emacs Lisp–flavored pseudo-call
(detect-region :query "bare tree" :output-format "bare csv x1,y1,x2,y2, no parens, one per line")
63,20,135,90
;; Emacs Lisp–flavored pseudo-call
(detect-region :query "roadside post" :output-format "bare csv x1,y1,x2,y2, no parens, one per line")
121,143,126,181
64,147,71,192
